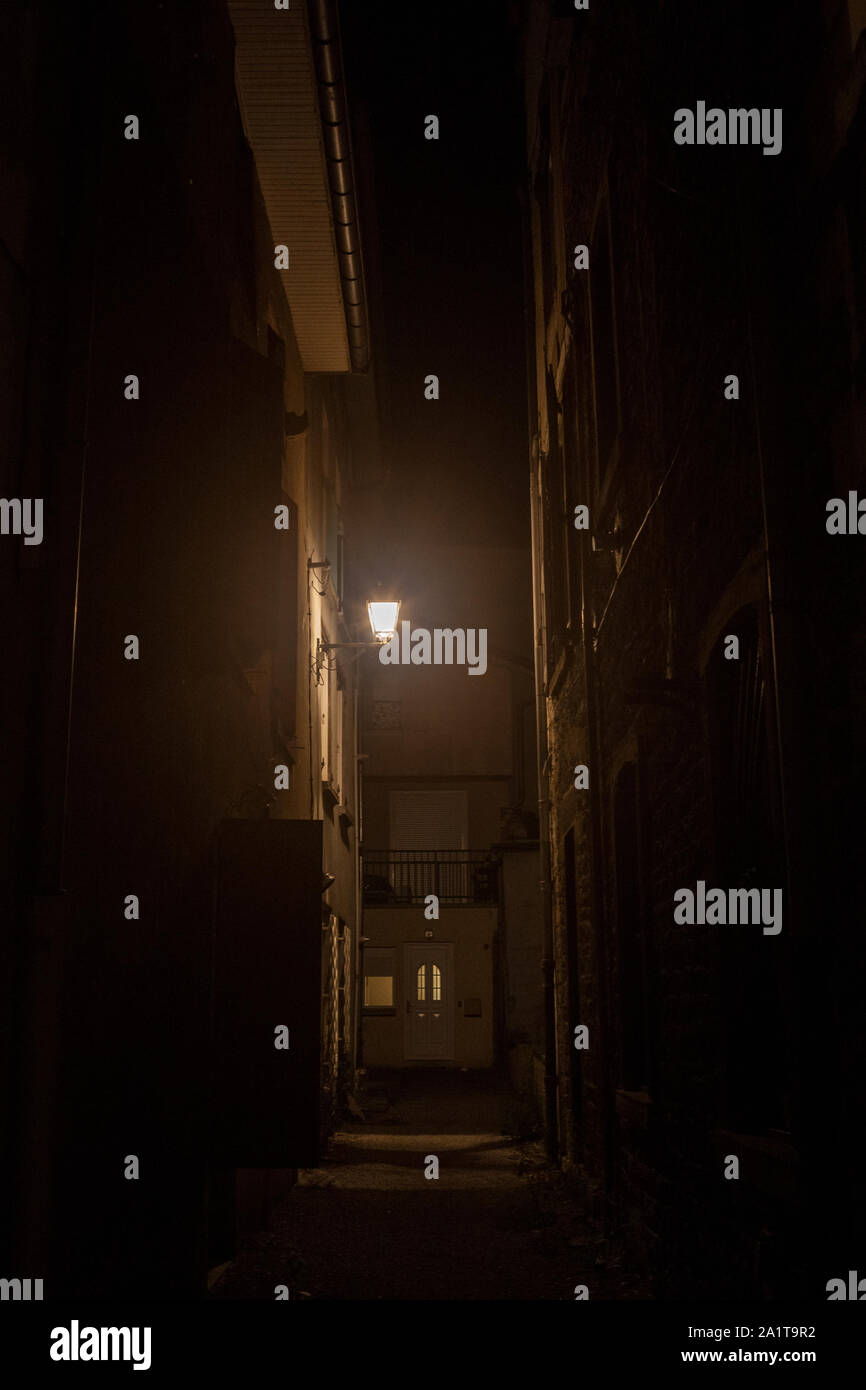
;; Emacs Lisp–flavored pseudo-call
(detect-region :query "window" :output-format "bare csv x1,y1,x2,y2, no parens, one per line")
320,631,344,800
273,493,298,745
320,400,342,597
389,790,468,851
336,525,345,608
416,961,441,1003
363,949,396,1009
324,480,340,590
329,664,343,799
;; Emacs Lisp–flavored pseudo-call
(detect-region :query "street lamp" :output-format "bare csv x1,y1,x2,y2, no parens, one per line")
313,595,401,675
366,599,401,642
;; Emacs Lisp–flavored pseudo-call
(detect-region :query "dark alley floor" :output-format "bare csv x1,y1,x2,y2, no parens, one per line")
208,1069,643,1301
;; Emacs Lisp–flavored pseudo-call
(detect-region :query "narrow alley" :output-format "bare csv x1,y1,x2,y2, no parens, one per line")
209,1071,635,1302
2,0,865,1366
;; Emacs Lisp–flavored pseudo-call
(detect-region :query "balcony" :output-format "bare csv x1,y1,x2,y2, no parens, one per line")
362,850,500,906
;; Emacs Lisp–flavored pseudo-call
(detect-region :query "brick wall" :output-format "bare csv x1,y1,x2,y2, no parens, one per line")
526,0,858,1297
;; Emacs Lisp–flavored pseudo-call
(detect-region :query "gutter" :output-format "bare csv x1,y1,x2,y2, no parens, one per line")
308,0,370,372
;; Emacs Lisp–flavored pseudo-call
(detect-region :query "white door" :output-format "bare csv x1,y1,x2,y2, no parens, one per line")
404,943,455,1061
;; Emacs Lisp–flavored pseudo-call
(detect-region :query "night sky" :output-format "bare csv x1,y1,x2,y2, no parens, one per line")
339,0,529,553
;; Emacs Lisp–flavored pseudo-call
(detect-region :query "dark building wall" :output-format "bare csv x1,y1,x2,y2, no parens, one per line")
53,0,294,1299
526,0,866,1298
0,0,359,1297
0,0,123,1282
790,0,866,1294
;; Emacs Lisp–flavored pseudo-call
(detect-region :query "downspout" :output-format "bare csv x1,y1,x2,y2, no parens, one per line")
514,698,534,810
352,690,364,1075
736,171,791,902
529,452,559,1162
520,180,559,1162
585,527,616,1209
308,0,370,372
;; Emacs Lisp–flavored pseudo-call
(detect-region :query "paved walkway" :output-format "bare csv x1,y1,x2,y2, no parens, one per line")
209,1069,635,1301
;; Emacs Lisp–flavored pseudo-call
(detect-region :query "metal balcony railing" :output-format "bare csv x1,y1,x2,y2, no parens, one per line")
362,850,500,905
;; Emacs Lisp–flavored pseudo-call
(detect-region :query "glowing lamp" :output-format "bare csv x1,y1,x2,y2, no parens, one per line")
367,599,401,643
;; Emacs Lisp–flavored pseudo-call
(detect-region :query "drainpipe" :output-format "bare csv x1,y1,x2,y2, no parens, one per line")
308,0,370,372
521,174,558,1160
529,447,559,1163
352,693,365,1076
514,698,534,810
735,171,791,903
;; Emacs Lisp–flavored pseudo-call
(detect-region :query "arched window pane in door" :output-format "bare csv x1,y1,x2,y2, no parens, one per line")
416,964,426,1001
432,963,441,1000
